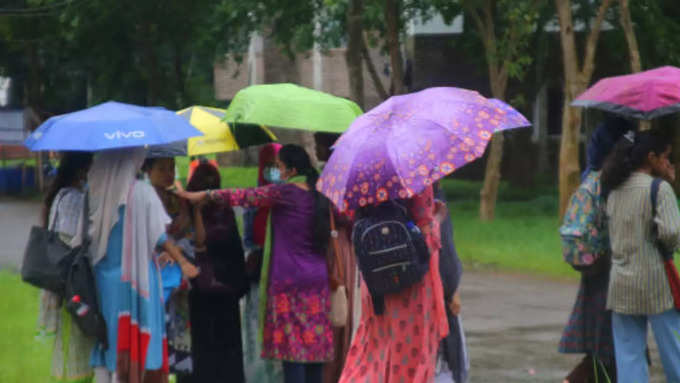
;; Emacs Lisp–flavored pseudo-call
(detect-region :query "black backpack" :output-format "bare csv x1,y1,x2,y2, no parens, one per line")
352,201,430,315
63,192,108,349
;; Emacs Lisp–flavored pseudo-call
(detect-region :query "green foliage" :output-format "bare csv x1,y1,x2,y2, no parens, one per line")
629,0,680,69
0,0,249,112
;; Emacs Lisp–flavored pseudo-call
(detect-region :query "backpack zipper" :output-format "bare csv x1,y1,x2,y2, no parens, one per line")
368,244,408,255
360,220,410,242
372,261,412,272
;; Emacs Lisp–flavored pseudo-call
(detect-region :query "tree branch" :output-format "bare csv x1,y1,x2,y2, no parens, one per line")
463,3,490,51
464,1,501,93
618,0,641,72
361,34,389,100
582,0,614,80
384,0,404,94
498,0,542,87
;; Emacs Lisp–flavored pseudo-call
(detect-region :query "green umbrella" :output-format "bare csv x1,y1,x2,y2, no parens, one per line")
224,83,363,133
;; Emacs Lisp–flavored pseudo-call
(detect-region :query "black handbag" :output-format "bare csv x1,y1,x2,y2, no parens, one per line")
21,195,77,295
63,192,108,348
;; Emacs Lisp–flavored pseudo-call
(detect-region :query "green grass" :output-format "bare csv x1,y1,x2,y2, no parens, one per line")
450,198,574,279
0,271,52,382
0,159,37,168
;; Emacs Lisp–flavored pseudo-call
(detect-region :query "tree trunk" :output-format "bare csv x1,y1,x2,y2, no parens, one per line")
479,63,508,220
346,0,365,109
361,36,389,100
479,133,504,220
174,42,186,108
556,0,581,217
558,101,583,214
384,0,404,95
555,0,613,217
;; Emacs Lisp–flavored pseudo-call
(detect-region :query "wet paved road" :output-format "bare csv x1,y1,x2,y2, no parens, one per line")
0,198,41,271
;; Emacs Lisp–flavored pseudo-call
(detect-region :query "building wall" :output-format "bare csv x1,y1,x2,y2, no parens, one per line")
213,58,249,102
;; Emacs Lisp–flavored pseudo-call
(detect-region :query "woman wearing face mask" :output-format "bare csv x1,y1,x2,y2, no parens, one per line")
600,130,680,382
37,151,94,383
241,143,285,382
141,157,198,382
178,144,333,383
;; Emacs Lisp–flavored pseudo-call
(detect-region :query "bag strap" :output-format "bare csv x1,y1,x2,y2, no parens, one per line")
329,206,344,283
80,190,90,245
651,178,662,217
48,191,68,231
650,178,673,260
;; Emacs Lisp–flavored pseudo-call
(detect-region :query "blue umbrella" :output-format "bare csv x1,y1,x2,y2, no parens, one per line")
146,140,188,158
24,101,203,151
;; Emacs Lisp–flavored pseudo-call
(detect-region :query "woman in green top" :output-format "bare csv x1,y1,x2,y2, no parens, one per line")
601,130,680,382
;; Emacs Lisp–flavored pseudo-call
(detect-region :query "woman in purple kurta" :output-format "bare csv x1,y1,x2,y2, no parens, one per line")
179,145,333,383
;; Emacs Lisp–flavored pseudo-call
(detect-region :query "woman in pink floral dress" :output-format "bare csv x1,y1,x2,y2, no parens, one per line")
178,145,333,383
339,186,449,383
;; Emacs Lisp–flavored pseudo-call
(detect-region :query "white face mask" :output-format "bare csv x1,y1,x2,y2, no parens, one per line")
264,167,283,183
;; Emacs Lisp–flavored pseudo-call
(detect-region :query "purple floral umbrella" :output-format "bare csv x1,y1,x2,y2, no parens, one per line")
317,87,530,212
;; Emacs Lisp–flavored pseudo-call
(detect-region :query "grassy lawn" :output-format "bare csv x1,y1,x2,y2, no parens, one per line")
450,199,570,278
0,271,51,382
438,178,572,279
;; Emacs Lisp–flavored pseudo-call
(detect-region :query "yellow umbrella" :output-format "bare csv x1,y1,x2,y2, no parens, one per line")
177,106,276,156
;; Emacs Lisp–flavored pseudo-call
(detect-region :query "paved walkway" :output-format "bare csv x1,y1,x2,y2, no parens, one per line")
0,198,41,271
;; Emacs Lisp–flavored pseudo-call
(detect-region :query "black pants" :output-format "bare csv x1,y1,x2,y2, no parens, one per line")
283,362,323,383
189,291,245,383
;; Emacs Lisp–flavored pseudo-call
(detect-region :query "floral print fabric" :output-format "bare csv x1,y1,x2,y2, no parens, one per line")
263,288,334,362
213,184,334,363
339,186,448,383
560,171,609,267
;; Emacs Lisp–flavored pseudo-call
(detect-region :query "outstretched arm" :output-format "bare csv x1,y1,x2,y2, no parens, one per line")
158,239,199,279
176,185,282,209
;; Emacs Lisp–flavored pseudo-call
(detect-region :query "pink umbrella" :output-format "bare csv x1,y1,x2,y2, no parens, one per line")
572,66,680,120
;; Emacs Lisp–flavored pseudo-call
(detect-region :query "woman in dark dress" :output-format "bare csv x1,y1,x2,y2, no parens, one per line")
186,162,248,382
558,118,633,383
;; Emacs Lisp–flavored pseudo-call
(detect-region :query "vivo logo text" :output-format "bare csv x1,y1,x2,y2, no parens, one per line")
104,131,146,140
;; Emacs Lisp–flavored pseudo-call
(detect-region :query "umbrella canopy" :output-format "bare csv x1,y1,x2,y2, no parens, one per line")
24,101,202,152
178,105,276,156
146,140,187,158
572,66,680,120
318,88,530,212
224,83,363,133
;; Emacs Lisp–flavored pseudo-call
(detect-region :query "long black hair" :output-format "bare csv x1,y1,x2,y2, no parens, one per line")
43,151,93,228
600,130,670,198
278,144,330,252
